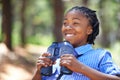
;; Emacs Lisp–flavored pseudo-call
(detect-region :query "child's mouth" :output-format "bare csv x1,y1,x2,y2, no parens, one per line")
65,33,74,37
65,33,74,38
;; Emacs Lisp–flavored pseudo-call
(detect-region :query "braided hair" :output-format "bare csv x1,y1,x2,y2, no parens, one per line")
67,6,99,44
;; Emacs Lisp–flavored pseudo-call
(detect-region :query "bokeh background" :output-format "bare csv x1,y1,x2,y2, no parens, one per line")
0,0,120,80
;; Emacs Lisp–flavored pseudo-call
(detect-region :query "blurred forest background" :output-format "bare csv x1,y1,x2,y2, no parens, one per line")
0,0,120,80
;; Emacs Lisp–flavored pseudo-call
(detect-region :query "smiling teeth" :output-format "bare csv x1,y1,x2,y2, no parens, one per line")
66,34,74,37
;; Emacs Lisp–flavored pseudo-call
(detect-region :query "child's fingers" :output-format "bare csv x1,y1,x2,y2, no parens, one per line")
41,52,51,57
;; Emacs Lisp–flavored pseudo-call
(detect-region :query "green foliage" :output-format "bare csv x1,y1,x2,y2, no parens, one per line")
11,0,54,46
26,0,53,31
1,0,120,48
12,21,22,46
102,0,119,30
27,34,54,46
12,30,21,46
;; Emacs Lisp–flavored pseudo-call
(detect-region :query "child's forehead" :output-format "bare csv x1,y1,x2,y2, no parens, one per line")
64,10,87,19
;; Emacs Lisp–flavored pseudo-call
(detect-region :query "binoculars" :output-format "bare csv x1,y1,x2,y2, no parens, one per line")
40,41,78,76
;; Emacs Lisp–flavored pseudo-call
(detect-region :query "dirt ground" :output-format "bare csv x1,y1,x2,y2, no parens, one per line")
0,43,47,80
0,63,33,80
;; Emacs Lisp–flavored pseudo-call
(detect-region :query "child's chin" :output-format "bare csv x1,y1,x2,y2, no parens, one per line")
67,40,74,45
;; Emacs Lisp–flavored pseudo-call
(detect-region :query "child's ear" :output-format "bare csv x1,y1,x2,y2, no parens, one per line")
87,26,93,35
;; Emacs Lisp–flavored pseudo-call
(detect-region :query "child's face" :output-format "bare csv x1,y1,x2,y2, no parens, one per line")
62,10,92,47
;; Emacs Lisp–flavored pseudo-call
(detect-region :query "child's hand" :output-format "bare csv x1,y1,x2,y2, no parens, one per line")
36,53,54,70
60,54,80,72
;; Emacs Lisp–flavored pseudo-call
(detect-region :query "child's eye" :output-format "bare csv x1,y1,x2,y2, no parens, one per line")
63,22,67,26
73,22,79,25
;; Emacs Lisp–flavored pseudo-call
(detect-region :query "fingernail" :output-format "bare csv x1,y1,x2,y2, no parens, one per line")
45,65,48,67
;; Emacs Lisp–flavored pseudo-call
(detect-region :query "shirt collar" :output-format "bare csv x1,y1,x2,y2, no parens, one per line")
75,44,93,56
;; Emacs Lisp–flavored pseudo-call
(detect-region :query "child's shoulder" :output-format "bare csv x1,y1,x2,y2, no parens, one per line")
94,48,106,52
93,48,112,58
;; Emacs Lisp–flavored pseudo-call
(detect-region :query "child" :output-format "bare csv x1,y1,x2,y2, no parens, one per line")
32,6,120,80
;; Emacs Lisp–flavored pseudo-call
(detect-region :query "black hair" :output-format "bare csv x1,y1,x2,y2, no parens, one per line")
67,6,99,44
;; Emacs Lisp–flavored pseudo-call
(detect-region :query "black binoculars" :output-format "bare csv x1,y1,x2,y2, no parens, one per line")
40,41,78,76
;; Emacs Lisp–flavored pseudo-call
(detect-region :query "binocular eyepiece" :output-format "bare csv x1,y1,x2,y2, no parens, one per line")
40,41,78,76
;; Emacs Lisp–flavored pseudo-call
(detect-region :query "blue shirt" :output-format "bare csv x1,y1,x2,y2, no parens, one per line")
42,44,120,80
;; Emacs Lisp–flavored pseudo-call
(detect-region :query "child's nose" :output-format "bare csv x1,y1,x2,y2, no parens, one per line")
66,25,73,29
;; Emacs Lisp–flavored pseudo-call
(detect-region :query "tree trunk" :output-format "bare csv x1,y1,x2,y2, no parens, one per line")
20,0,27,47
2,0,12,50
52,0,64,42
